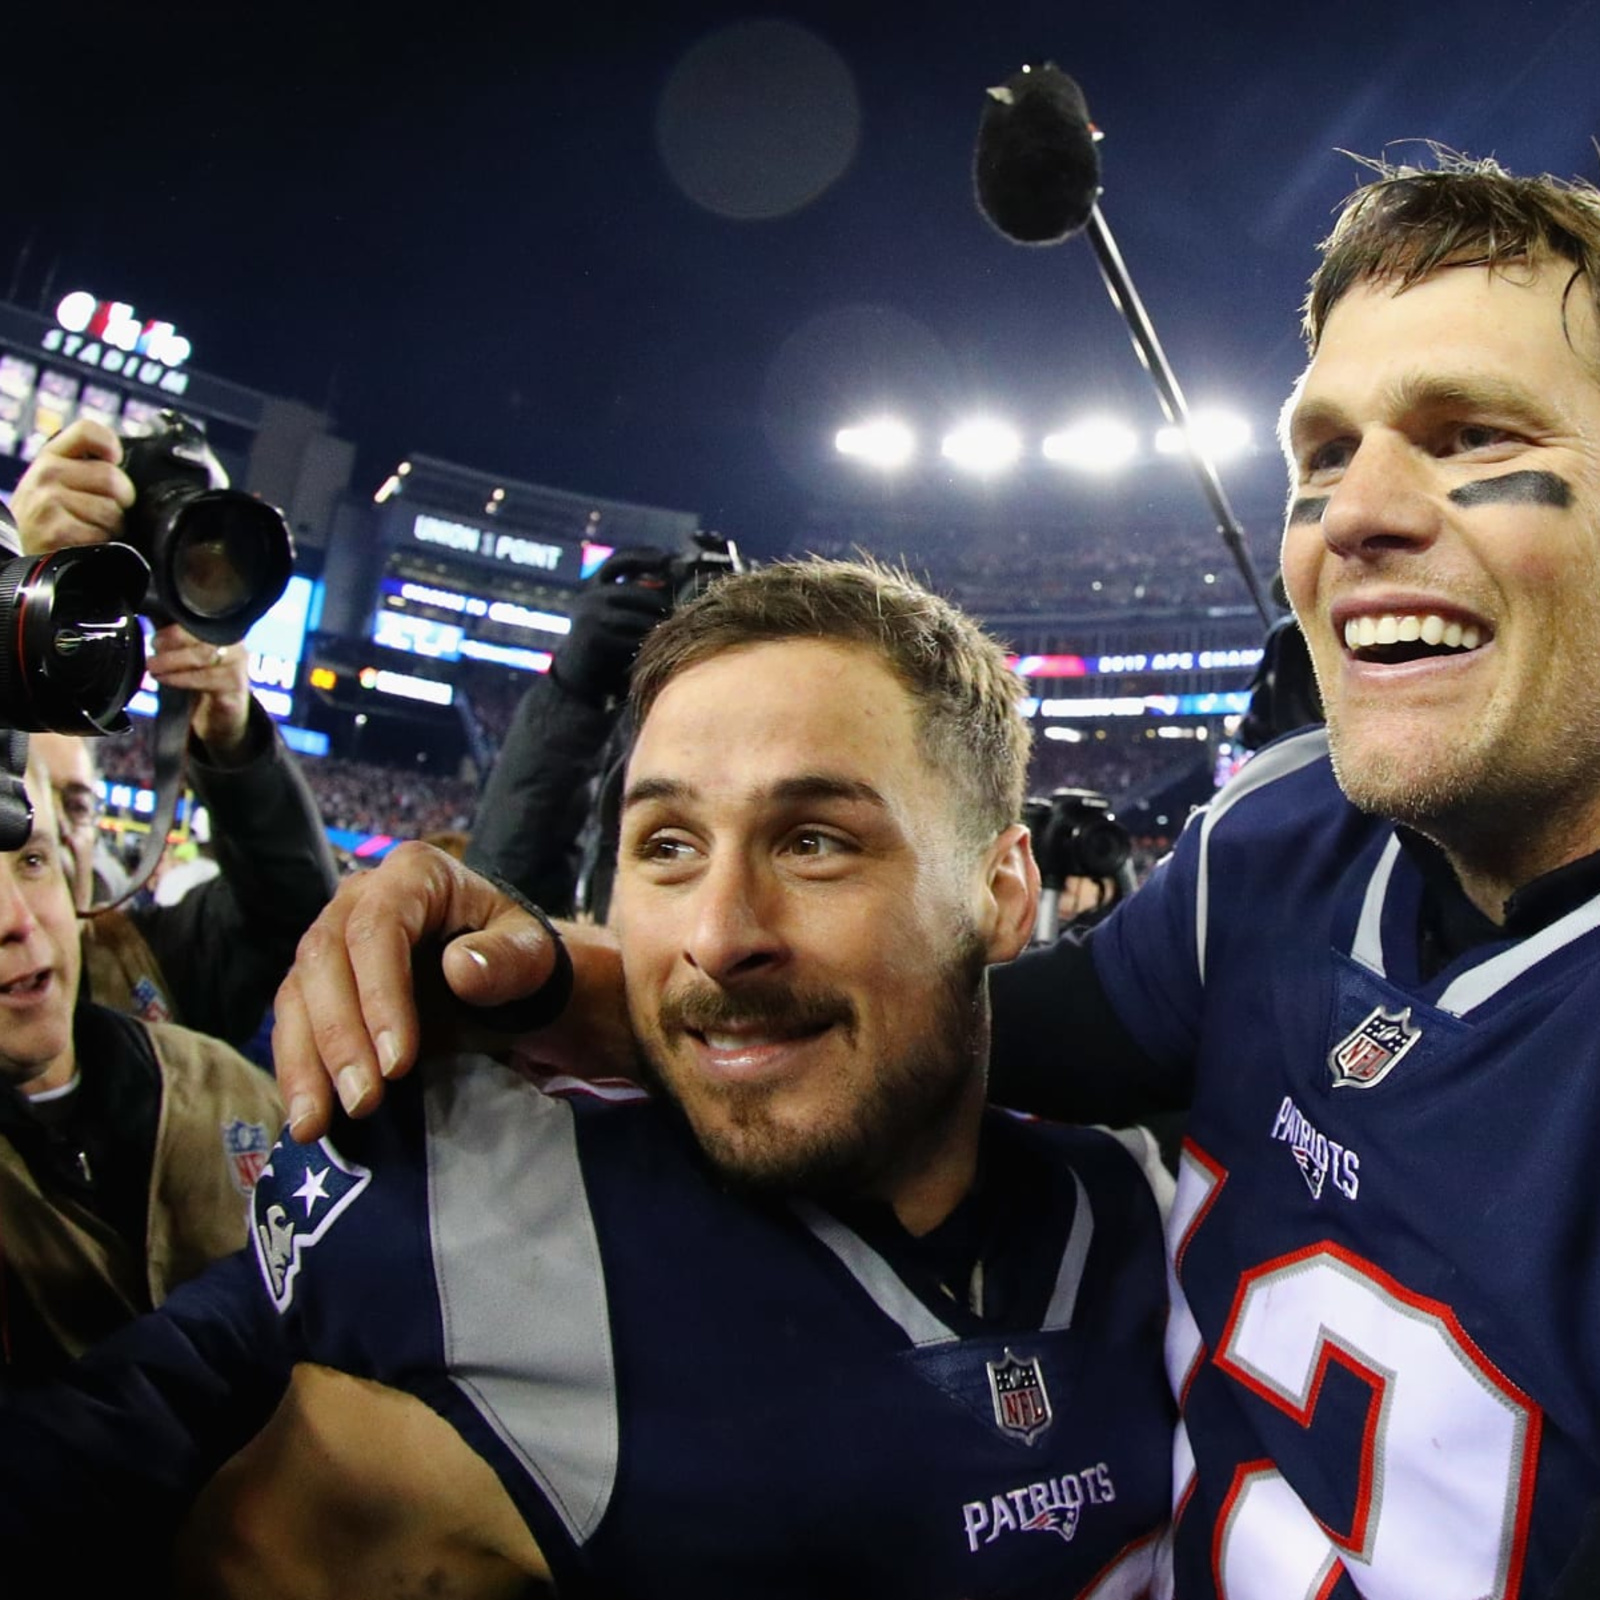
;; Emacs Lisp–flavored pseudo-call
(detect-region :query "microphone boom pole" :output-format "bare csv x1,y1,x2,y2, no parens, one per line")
1082,205,1275,626
973,62,1277,627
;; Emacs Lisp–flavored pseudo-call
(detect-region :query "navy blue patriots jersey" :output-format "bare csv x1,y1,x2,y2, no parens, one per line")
247,1058,1175,1598
1094,727,1600,1597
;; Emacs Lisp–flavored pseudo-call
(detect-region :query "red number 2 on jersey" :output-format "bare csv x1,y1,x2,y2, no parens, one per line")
1169,1144,1542,1598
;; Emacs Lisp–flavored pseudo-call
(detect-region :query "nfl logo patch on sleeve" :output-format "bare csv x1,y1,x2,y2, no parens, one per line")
250,1137,372,1312
221,1117,273,1195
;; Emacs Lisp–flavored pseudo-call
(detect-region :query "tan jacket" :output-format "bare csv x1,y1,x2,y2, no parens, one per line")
0,1016,283,1367
81,908,182,1027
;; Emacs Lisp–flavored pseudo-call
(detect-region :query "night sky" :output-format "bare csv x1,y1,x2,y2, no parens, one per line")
8,1,1600,560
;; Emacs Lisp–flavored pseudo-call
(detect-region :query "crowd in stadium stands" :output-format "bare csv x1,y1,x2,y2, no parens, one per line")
300,758,477,840
93,730,476,845
796,494,1284,618
1025,727,1215,807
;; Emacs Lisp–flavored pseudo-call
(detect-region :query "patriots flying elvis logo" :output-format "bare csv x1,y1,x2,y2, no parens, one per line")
250,1136,371,1312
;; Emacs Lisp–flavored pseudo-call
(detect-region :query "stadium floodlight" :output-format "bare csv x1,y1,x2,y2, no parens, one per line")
1154,409,1252,462
834,417,916,469
1041,417,1138,472
940,418,1022,475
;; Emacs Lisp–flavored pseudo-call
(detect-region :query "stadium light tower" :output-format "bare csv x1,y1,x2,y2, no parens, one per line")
1041,417,1138,472
834,417,916,469
941,418,1022,475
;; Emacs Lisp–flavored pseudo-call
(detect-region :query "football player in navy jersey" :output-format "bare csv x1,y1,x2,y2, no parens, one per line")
0,559,1175,1598
272,154,1600,1596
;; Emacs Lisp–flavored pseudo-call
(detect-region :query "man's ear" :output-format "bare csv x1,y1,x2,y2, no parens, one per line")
975,822,1039,964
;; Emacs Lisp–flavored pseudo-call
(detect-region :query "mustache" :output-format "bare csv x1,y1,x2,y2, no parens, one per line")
657,980,857,1039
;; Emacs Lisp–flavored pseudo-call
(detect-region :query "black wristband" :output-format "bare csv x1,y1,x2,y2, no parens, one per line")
439,885,575,1034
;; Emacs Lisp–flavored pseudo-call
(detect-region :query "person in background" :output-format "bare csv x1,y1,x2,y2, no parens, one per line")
8,421,340,1049
465,545,673,918
32,734,132,910
0,747,282,1387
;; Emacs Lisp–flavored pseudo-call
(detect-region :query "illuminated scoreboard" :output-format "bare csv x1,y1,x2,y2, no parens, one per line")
366,509,620,676
373,571,579,675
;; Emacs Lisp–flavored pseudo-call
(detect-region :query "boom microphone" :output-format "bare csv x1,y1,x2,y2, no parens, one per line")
974,63,1102,244
973,61,1276,626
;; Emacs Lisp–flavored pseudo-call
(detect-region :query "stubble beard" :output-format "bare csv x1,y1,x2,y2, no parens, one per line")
634,930,990,1205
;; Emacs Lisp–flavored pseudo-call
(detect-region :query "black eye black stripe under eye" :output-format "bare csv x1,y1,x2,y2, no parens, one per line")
1286,471,1572,524
1286,497,1329,524
1447,470,1572,509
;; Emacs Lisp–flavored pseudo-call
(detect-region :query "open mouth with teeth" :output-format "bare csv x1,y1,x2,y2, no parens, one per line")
1342,613,1486,665
691,1022,833,1052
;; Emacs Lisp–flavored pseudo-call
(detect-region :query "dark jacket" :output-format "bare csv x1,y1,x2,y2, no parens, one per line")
82,703,339,1048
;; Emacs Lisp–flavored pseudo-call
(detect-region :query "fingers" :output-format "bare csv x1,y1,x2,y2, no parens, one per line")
273,878,420,1142
146,629,254,752
437,909,564,1009
147,627,248,682
272,844,562,1142
272,977,339,1142
9,419,134,554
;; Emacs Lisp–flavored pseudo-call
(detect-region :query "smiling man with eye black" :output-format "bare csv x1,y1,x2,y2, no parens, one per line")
986,156,1600,1596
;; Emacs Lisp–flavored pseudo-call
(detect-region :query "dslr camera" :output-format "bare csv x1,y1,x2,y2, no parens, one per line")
0,410,295,847
0,500,145,848
0,409,294,736
1024,786,1133,885
118,409,295,646
1023,787,1136,944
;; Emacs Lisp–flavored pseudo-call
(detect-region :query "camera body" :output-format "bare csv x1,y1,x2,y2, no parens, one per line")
0,410,294,849
663,530,743,607
0,503,149,847
1023,786,1136,945
1023,786,1132,886
119,410,295,645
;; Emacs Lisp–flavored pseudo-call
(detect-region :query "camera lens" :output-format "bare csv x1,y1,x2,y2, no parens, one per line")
1071,816,1132,879
157,491,294,641
0,545,149,733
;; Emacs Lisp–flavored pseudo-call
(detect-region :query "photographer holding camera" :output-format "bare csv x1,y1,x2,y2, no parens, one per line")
8,418,338,1049
466,538,737,921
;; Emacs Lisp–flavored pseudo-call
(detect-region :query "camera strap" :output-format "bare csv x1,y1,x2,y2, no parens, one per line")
85,688,191,914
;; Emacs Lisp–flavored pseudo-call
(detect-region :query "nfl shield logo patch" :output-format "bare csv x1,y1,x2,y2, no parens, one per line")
1329,1004,1422,1090
130,975,172,1024
222,1118,273,1195
987,1349,1053,1444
